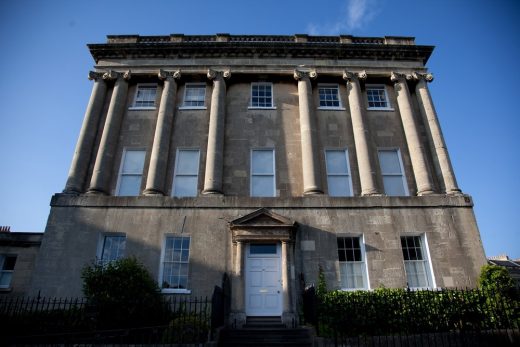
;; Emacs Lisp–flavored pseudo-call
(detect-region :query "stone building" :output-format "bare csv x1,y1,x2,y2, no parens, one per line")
30,34,487,326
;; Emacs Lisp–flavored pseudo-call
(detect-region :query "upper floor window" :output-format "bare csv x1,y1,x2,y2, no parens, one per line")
0,255,16,289
116,149,146,196
98,234,126,266
378,149,408,196
401,235,435,289
182,83,206,109
318,85,342,109
172,149,200,197
337,236,369,290
160,236,191,293
250,83,274,108
251,149,276,197
325,149,353,197
132,84,157,109
366,85,391,110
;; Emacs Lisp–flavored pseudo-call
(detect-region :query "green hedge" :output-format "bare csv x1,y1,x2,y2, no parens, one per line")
317,288,519,337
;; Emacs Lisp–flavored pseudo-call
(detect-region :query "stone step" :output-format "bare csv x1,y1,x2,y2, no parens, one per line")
219,327,313,347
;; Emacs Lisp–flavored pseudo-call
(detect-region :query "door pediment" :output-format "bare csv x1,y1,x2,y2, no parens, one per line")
230,208,296,243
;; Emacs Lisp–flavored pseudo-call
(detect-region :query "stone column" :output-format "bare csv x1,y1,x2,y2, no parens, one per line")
413,72,461,194
391,72,434,195
343,70,379,195
63,71,107,194
231,241,246,327
203,69,230,195
87,70,131,195
294,69,323,195
281,241,290,313
143,69,181,195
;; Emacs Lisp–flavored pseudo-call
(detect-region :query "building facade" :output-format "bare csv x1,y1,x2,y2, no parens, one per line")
31,34,487,326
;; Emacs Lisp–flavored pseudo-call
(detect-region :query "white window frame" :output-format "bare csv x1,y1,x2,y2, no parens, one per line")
172,148,200,197
159,235,191,294
337,235,370,290
115,148,146,196
401,234,436,289
248,82,276,109
129,83,157,110
96,233,126,266
378,148,409,196
325,149,353,197
179,83,207,110
318,84,345,110
0,254,16,289
366,84,393,110
250,148,276,197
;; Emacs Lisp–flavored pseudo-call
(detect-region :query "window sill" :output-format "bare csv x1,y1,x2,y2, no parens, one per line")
317,107,346,111
178,106,207,110
248,106,277,110
367,107,394,112
340,287,369,291
161,288,191,294
129,106,156,111
0,287,12,292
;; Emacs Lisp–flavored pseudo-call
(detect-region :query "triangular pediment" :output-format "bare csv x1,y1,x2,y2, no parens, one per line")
230,208,295,228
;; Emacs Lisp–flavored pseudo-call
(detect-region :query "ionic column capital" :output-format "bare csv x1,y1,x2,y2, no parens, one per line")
207,68,231,80
102,70,131,81
158,69,181,80
412,72,434,83
390,71,412,83
293,69,317,81
88,71,105,81
342,70,367,82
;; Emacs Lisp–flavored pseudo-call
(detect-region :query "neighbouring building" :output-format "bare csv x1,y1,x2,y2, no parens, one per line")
0,226,43,295
488,255,520,289
30,34,487,326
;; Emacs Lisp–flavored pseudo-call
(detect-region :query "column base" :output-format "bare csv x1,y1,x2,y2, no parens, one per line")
61,188,81,196
303,188,323,195
202,189,223,195
417,189,435,196
86,189,108,195
361,191,383,196
446,189,463,196
142,188,165,196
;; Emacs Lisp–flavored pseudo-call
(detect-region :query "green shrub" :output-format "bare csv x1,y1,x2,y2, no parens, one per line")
479,264,516,297
161,314,209,343
81,257,166,328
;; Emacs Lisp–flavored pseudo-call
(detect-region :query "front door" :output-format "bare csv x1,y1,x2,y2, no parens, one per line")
245,243,282,316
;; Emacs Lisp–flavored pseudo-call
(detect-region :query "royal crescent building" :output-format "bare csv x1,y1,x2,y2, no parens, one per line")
30,34,487,326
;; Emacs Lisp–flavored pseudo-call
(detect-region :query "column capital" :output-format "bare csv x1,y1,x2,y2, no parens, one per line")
88,71,105,81
342,70,367,82
412,72,434,83
207,68,231,80
293,69,317,81
390,71,412,83
102,70,131,81
158,69,181,80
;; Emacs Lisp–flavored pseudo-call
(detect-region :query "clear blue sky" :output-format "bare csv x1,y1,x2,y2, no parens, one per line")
0,0,519,258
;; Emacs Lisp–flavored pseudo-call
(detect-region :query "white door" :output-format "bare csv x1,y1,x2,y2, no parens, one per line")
245,243,282,316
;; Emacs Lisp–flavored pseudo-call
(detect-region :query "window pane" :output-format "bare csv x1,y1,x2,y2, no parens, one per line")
252,150,274,174
378,150,402,174
250,244,277,254
0,273,12,287
319,87,340,107
101,236,125,263
118,175,142,196
328,176,351,197
382,176,407,196
251,176,275,197
173,176,198,197
3,256,16,270
122,151,146,174
176,150,199,175
326,150,349,174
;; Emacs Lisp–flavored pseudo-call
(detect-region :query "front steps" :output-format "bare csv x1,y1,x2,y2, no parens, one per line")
218,316,313,347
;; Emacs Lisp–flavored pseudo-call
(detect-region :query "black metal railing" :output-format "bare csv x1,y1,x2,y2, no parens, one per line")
303,287,520,347
0,294,216,344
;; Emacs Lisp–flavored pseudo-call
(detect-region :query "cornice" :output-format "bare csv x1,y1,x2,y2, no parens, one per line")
88,35,434,64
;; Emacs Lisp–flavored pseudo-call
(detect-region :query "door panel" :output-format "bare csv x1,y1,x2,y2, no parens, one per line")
246,243,282,316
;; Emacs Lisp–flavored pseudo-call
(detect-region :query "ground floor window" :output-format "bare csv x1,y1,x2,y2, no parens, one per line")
161,236,191,292
0,255,16,288
337,236,369,290
401,235,434,288
98,234,126,266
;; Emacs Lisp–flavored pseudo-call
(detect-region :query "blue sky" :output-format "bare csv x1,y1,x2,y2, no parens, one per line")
0,0,519,258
